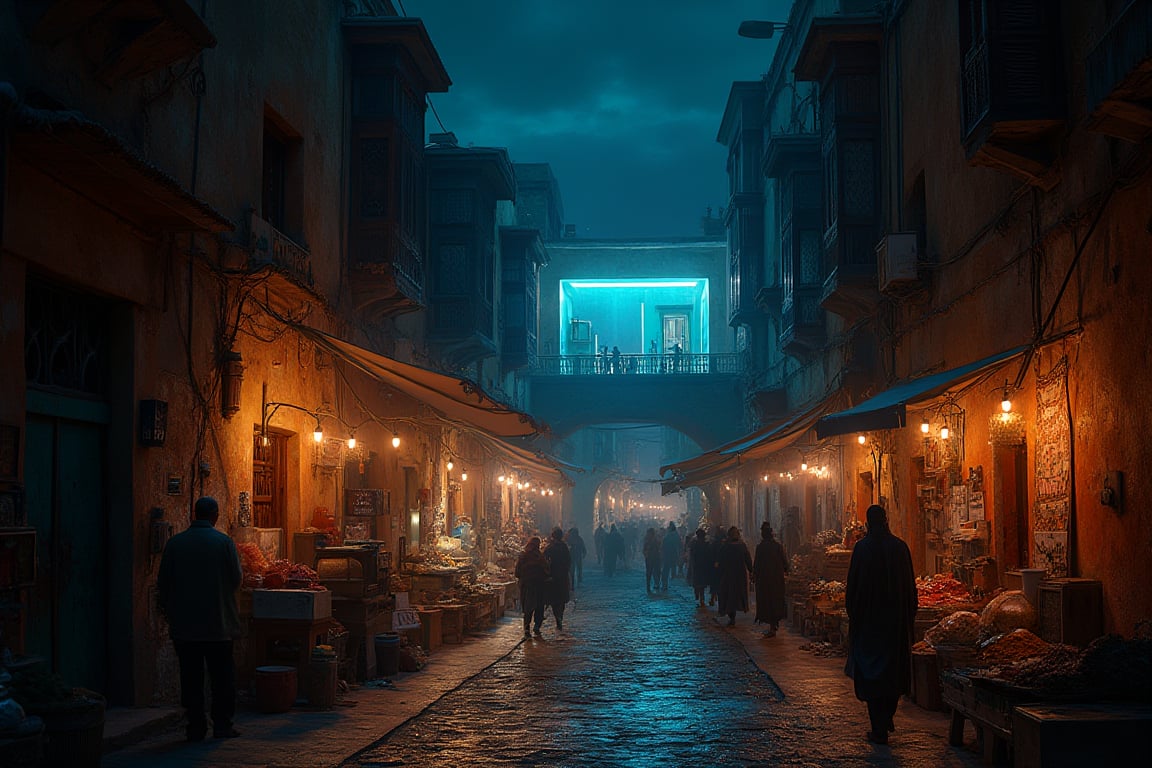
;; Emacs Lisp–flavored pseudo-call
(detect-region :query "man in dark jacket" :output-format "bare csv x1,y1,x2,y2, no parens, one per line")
543,527,573,633
158,496,243,741
845,504,918,745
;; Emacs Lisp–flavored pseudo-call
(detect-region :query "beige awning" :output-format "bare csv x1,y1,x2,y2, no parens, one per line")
295,326,546,438
660,394,844,494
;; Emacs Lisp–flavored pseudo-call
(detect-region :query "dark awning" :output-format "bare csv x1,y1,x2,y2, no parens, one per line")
293,325,546,439
814,346,1028,439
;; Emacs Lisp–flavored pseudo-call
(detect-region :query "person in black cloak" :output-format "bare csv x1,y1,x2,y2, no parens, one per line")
716,526,753,626
514,536,550,639
844,504,918,745
542,527,572,633
753,521,789,636
688,528,712,608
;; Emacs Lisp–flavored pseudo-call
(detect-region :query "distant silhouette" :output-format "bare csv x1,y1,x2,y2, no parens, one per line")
660,521,680,590
566,527,587,586
672,343,683,372
642,528,661,593
603,524,625,576
688,528,712,608
610,345,621,374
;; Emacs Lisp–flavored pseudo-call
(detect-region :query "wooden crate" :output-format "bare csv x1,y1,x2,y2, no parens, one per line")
1013,702,1152,768
911,649,943,711
1037,578,1103,647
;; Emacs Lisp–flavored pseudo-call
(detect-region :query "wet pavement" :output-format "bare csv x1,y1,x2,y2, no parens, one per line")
343,562,986,768
100,562,988,767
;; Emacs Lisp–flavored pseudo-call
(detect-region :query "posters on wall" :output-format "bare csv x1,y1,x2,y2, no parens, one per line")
1033,357,1071,577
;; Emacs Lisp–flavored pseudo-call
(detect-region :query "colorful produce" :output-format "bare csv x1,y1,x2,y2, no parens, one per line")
916,574,974,606
261,558,323,589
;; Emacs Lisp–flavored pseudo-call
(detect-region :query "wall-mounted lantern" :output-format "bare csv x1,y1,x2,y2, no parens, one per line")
221,350,244,418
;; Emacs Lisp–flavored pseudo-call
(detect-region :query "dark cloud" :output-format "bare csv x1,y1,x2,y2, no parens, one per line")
403,0,793,238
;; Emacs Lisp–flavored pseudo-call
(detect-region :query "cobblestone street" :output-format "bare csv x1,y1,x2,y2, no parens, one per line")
344,563,986,768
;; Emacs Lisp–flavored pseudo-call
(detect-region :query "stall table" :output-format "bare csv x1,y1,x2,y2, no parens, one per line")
247,617,339,695
1012,702,1152,767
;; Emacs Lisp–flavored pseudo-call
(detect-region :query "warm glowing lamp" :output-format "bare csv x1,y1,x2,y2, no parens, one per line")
920,420,930,434
461,469,468,481
447,459,454,471
1001,395,1012,413
801,462,808,471
498,474,505,483
940,426,950,440
857,434,867,445
391,432,401,449
347,435,356,450
312,418,324,443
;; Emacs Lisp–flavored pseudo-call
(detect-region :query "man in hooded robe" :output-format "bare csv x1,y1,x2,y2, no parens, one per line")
844,504,918,745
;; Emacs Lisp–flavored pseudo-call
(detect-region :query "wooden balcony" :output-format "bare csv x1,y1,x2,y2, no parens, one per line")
1085,0,1152,143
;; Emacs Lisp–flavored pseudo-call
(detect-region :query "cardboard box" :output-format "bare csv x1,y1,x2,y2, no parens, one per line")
251,588,332,620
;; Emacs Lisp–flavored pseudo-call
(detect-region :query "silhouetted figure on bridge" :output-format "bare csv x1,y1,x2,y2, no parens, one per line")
672,343,683,372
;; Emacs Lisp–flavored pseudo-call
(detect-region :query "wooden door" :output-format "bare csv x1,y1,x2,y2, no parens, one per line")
24,410,108,694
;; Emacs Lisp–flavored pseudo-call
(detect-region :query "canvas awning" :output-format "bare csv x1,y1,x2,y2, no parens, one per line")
9,97,233,234
473,432,576,487
660,394,844,494
294,325,546,438
814,346,1028,439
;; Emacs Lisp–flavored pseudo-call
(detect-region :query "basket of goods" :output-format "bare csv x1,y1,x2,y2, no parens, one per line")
924,611,983,671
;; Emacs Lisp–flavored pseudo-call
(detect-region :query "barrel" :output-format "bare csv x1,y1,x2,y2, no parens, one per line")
306,654,338,710
374,632,400,677
253,666,297,713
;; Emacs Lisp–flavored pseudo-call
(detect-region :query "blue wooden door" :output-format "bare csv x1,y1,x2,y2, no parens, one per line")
24,407,108,694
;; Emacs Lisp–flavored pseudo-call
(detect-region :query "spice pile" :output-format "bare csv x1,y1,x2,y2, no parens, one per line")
979,629,1049,663
987,634,1152,699
809,580,845,600
915,574,974,607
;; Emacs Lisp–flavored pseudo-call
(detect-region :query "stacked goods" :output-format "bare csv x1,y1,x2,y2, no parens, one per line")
238,542,269,587
980,633,1152,700
408,548,460,572
808,580,846,601
923,611,981,647
979,629,1049,663
978,590,1036,641
261,559,323,589
237,543,323,589
813,529,841,549
916,574,975,607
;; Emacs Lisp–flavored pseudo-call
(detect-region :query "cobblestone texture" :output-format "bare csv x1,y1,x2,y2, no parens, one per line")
100,564,989,767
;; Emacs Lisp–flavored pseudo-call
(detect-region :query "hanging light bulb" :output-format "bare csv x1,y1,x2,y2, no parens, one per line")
548,489,554,496
313,418,324,443
447,459,454,471
461,468,468,481
1001,391,1013,413
940,426,950,440
920,420,930,434
801,462,808,471
347,435,357,450
498,474,505,483
391,432,401,449
857,434,867,445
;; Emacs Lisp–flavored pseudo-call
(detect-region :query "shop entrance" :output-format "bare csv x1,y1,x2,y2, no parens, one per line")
24,406,109,696
993,444,1029,572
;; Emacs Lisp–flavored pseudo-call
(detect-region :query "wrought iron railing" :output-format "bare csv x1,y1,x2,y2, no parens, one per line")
533,353,743,376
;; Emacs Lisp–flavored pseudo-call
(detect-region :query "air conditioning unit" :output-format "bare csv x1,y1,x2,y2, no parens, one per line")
876,232,919,294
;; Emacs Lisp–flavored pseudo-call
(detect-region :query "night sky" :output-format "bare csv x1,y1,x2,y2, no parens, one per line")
401,0,793,240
